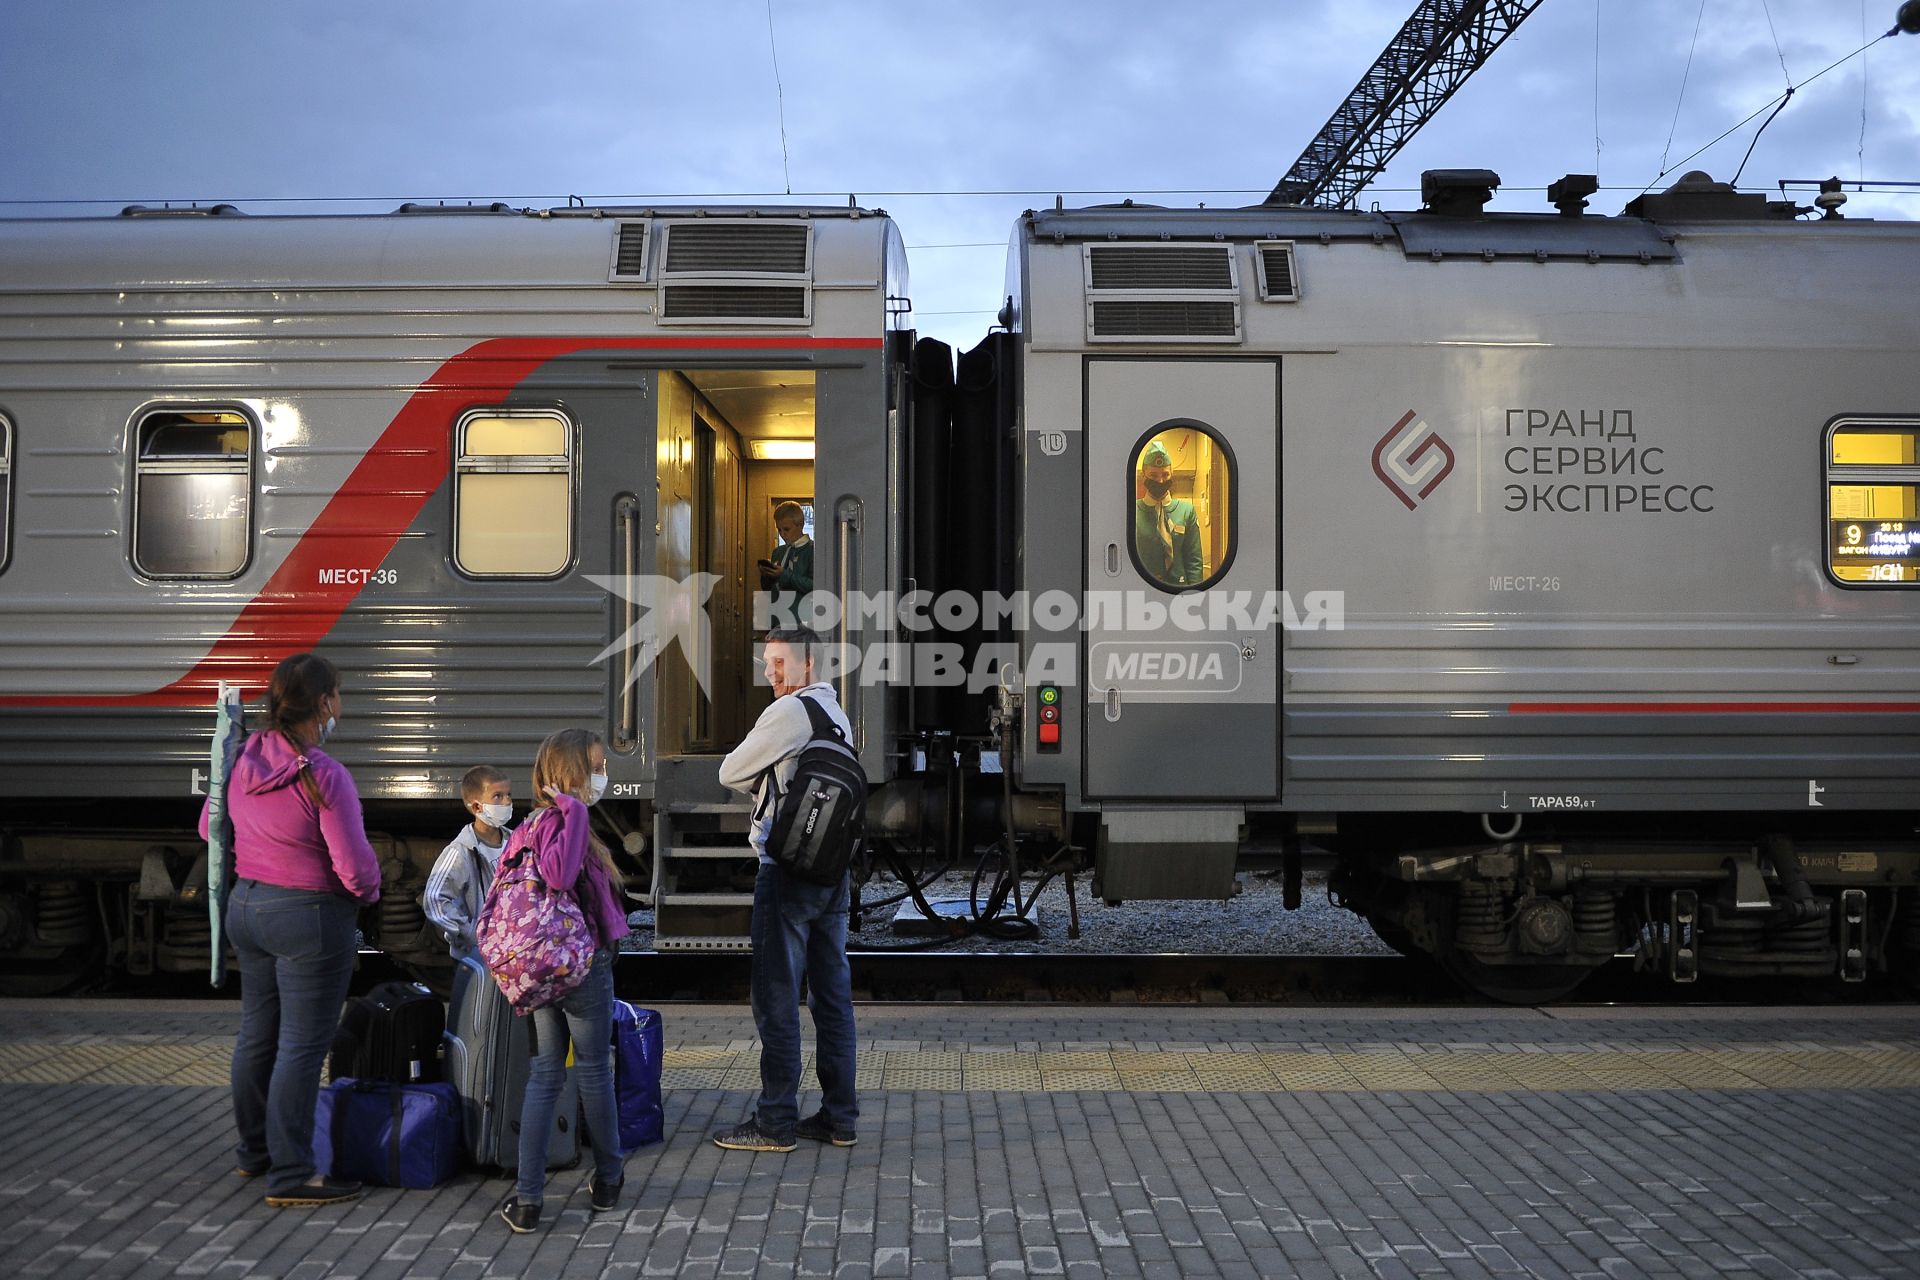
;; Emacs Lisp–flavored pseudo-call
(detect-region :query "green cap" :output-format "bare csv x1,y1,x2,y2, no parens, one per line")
1141,441,1171,467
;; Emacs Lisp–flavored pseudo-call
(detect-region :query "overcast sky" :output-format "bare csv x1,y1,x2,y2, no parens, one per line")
3,0,1916,350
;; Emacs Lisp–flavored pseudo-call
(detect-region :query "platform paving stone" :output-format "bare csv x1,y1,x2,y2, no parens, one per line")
0,1000,1917,1276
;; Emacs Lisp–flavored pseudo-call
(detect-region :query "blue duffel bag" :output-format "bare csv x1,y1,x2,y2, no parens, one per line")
611,1001,663,1151
314,1077,461,1189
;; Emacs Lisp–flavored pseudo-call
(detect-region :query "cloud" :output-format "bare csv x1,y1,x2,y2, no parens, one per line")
2,0,1914,346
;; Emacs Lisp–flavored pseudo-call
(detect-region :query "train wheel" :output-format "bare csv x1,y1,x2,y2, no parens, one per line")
1442,952,1592,1005
1364,915,1421,958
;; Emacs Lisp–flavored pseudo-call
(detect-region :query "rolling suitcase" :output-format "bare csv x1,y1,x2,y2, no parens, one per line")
313,1077,460,1188
330,980,445,1083
443,955,580,1170
611,1000,664,1151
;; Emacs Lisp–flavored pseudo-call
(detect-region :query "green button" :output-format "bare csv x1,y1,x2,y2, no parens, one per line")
1039,686,1058,704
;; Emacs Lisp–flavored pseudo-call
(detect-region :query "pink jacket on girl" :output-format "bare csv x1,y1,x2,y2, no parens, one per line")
522,792,631,950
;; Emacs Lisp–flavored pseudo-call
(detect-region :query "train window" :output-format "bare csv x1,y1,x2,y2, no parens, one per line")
1826,421,1920,586
453,409,574,577
131,409,253,579
1126,423,1235,592
0,414,11,573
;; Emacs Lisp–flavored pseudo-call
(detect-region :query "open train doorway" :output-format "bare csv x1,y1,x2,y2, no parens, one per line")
653,368,815,759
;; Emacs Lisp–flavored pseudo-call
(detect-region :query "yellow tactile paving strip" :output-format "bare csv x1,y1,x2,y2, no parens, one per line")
2,1036,1919,1092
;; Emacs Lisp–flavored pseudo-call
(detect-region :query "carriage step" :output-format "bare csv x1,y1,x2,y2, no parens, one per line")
652,934,754,953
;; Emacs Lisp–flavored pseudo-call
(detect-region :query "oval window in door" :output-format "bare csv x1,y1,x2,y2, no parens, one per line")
1125,421,1236,592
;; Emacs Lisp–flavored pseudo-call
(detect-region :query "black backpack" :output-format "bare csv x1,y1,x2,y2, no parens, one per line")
760,695,867,887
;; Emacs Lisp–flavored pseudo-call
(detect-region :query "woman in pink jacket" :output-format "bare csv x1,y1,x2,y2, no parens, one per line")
204,652,380,1207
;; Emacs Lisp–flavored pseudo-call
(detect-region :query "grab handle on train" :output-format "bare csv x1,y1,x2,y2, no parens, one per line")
1105,542,1120,577
837,498,863,753
613,494,641,753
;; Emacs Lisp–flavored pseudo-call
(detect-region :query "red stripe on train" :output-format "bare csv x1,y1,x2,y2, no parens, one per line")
1509,701,1920,714
2,335,883,708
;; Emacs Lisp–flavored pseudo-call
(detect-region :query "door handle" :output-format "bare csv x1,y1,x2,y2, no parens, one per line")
1105,542,1120,577
613,494,641,753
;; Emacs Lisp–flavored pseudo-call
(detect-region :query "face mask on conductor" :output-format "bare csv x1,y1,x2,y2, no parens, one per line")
1144,476,1173,500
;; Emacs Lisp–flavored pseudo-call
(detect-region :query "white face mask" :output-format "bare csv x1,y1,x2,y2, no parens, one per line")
318,715,337,745
477,802,512,829
586,772,609,805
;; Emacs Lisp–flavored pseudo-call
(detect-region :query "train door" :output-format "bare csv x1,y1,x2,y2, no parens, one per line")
1083,358,1278,798
655,367,813,757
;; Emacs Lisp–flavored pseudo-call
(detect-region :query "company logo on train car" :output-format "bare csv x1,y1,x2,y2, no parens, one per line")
588,572,724,698
1371,409,1455,511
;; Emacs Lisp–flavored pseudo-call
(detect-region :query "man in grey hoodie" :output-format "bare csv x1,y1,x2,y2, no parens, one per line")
712,626,859,1152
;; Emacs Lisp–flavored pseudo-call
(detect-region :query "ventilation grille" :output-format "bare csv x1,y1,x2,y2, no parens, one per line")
662,222,810,275
1254,241,1298,301
1089,300,1238,339
1083,242,1242,343
1087,244,1234,290
610,222,650,279
659,284,810,322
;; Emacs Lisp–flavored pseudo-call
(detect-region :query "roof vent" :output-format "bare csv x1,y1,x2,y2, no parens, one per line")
1621,170,1778,221
1420,169,1501,218
119,204,247,217
1083,243,1241,343
1547,174,1598,218
661,222,810,275
608,221,650,281
1253,241,1300,301
656,220,813,325
394,202,515,215
660,285,809,321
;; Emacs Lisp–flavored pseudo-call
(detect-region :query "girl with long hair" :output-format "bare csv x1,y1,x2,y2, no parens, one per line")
498,728,632,1232
201,652,381,1207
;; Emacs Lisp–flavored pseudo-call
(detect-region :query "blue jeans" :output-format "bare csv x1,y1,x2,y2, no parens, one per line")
749,862,858,1138
516,948,624,1202
225,879,358,1195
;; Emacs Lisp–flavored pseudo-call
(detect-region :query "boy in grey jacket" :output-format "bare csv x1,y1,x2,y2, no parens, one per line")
423,764,512,962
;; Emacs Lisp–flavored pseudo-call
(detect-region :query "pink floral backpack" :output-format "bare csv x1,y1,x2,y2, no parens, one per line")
474,811,596,1013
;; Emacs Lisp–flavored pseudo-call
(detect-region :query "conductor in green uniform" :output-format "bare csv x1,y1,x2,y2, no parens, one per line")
1133,440,1204,587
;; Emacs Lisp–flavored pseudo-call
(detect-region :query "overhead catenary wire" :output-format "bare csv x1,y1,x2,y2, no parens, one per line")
1592,0,1603,181
1861,0,1871,183
8,177,1918,215
765,0,793,196
1641,28,1896,194
1658,0,1712,182
1759,0,1795,88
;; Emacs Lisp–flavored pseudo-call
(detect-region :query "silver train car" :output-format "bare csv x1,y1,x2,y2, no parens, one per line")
0,171,1916,1001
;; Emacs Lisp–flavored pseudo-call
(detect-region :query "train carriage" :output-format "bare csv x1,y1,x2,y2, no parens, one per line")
2,171,1919,1001
0,203,911,987
994,174,1920,998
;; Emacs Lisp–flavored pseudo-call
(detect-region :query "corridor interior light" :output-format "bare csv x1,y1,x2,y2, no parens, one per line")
748,439,814,460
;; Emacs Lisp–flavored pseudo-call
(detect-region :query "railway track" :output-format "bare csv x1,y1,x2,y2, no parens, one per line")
64,951,1919,1007
600,952,1915,1006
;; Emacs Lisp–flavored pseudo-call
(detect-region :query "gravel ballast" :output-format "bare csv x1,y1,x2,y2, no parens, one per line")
625,866,1397,957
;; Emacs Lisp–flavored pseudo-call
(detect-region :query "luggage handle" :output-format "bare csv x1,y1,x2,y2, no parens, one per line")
389,1084,405,1186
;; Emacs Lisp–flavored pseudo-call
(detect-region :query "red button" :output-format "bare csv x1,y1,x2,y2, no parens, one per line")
1038,723,1060,745
1040,706,1058,723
